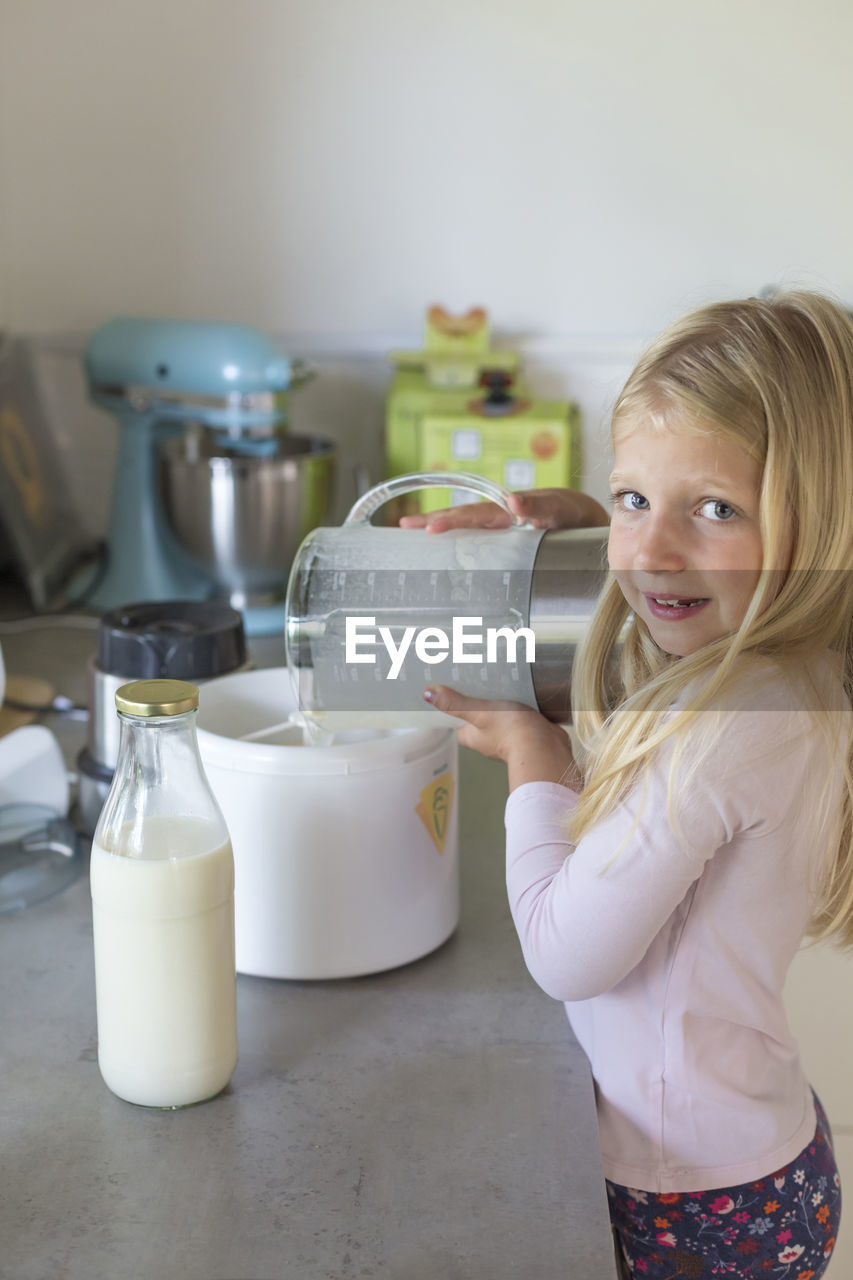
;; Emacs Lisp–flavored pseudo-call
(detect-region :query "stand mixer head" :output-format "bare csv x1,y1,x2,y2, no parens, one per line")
83,316,328,623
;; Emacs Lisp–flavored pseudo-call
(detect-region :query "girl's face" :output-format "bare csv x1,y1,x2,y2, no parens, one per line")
607,421,766,656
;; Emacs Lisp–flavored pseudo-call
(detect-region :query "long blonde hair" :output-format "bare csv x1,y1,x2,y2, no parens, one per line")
570,291,853,943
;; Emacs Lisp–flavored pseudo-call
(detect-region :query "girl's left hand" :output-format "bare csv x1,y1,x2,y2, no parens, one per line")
423,685,582,793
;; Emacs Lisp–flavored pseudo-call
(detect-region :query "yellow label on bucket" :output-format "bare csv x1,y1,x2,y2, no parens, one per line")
416,772,454,854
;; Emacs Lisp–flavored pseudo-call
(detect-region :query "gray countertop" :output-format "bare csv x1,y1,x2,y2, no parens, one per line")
0,614,616,1280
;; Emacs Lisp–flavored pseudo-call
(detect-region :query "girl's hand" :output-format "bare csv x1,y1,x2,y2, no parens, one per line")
424,685,583,793
399,488,609,534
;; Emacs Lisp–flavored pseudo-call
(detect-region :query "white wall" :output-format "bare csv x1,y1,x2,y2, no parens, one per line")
2,0,852,527
2,0,851,339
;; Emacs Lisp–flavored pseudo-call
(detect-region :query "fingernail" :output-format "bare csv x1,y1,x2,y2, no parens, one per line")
423,688,436,704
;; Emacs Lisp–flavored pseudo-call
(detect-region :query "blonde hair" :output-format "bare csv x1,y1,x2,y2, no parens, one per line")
570,291,853,943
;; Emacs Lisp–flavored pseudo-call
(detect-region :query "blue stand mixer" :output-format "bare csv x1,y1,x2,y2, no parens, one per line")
83,317,334,634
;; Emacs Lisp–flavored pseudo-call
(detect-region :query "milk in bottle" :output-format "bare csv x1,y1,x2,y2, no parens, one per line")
90,679,237,1108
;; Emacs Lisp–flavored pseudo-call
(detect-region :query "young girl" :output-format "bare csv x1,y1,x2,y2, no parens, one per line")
422,292,853,1278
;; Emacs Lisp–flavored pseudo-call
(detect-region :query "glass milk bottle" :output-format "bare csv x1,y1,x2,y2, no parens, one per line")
90,679,237,1108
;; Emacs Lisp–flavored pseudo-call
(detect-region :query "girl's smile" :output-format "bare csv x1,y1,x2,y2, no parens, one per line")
643,594,711,621
607,423,766,656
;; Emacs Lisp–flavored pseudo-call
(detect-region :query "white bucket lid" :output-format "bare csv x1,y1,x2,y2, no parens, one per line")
196,667,454,776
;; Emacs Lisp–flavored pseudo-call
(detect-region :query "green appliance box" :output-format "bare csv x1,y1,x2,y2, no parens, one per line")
417,393,581,513
384,306,522,519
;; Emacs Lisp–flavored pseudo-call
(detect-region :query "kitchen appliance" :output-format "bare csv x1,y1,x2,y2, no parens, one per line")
196,666,459,980
0,726,69,815
83,316,334,632
0,803,82,915
157,430,335,611
0,334,96,609
285,471,610,728
77,599,249,835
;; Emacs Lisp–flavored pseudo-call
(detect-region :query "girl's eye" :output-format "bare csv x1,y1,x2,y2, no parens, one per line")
699,499,736,521
612,490,649,512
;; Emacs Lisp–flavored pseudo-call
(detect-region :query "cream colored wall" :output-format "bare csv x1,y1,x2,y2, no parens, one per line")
1,0,851,339
3,0,853,528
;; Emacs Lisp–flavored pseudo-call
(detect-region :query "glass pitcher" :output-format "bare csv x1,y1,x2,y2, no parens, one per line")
285,471,609,731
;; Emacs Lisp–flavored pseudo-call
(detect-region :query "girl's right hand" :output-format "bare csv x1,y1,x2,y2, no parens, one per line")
423,684,582,792
398,488,609,533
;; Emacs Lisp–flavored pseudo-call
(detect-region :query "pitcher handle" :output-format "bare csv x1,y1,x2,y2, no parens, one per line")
344,470,530,527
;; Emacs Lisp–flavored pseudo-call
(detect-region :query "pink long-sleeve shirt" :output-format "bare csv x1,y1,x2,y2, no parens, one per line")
504,657,849,1193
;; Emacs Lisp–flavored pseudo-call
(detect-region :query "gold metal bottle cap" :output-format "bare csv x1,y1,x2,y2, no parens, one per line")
115,679,199,717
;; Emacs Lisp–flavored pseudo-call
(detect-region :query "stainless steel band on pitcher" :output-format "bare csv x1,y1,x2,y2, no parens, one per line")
528,526,611,722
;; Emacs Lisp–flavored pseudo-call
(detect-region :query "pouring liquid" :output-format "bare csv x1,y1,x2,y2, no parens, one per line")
286,657,468,740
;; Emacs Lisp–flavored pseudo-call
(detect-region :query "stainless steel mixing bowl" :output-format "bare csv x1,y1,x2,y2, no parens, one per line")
157,432,336,608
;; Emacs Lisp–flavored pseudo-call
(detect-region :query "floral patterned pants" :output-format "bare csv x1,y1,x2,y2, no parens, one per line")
606,1095,841,1278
